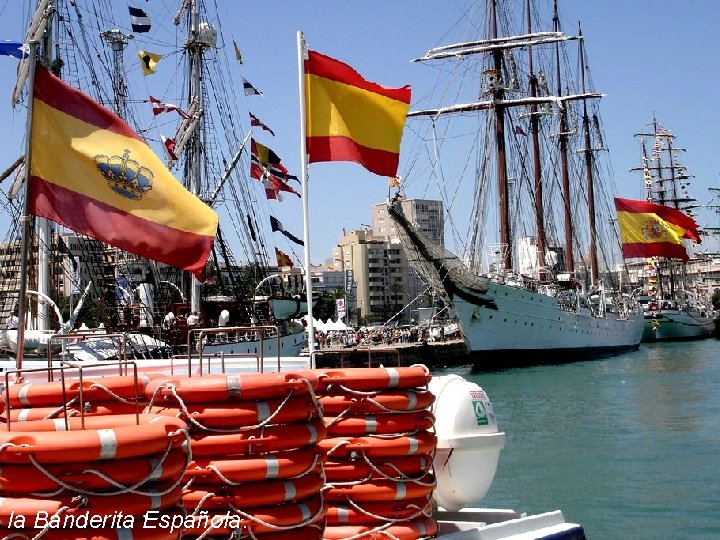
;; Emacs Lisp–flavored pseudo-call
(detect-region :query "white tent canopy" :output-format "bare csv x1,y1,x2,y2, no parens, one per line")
302,315,349,332
325,318,348,331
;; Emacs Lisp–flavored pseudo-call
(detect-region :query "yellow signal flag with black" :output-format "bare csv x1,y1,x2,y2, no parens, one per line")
29,64,218,280
614,197,700,262
304,49,411,177
138,50,162,75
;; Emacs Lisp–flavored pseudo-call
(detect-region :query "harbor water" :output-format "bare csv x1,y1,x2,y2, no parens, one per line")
435,338,719,539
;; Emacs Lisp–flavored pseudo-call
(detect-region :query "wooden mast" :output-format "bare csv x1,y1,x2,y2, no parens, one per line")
640,137,665,299
553,0,574,275
578,26,599,285
527,0,546,280
490,0,512,271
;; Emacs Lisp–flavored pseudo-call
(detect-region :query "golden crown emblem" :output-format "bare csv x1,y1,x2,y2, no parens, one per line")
94,149,154,200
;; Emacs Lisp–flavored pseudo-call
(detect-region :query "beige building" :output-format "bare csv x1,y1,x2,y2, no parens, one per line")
331,199,445,323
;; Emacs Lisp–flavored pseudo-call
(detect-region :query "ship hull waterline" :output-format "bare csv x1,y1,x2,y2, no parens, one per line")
450,281,644,367
642,311,715,342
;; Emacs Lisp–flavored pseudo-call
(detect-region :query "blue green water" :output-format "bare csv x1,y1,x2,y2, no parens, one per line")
435,338,720,539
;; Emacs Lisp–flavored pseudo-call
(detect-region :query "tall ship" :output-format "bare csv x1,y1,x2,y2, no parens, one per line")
387,0,644,364
0,0,309,358
627,119,716,341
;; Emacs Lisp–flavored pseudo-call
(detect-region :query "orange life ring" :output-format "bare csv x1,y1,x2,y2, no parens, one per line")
145,371,320,404
0,528,181,540
323,454,433,482
183,471,324,510
320,389,435,414
187,446,324,484
182,493,325,536
146,395,321,429
0,484,182,521
181,525,324,540
320,431,437,458
190,417,326,457
323,515,438,540
316,366,431,392
2,401,141,422
0,414,187,464
324,476,435,502
234,524,324,540
326,497,432,525
6,375,150,408
325,412,434,436
0,446,187,493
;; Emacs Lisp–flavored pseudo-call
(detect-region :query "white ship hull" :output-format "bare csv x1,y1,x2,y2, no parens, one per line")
643,310,716,342
452,281,644,360
201,328,307,357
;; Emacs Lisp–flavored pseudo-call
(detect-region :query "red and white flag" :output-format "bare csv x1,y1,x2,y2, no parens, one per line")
161,135,178,162
149,96,189,119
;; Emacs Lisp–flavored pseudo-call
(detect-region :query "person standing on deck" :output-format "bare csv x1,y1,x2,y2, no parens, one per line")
6,308,19,330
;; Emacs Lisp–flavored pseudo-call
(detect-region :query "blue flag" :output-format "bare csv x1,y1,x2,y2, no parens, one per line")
0,41,27,59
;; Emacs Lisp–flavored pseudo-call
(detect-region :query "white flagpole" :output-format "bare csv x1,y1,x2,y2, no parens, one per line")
297,31,315,361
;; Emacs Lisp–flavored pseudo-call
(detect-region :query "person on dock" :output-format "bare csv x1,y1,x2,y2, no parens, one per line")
187,311,200,327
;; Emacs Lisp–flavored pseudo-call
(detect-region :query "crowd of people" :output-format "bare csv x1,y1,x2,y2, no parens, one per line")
312,323,461,350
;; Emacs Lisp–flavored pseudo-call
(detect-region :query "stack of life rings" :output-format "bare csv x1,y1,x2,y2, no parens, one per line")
144,371,328,540
315,366,439,540
0,375,189,540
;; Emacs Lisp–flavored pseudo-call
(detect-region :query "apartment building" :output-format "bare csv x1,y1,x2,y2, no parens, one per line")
330,199,445,323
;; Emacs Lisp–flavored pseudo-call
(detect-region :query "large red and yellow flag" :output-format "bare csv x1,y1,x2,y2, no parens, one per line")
614,197,700,261
304,49,411,177
29,65,218,279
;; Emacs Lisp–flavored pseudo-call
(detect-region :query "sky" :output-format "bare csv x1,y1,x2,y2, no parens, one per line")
0,0,719,267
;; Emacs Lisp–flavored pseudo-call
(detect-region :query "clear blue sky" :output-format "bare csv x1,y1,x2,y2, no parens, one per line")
0,0,718,266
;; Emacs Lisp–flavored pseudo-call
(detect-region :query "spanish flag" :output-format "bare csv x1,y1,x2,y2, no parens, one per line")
275,248,294,268
304,49,411,177
614,197,700,262
29,65,218,280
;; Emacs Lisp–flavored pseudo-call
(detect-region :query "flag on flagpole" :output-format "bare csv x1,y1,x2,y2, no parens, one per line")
388,176,401,188
250,139,301,198
270,215,304,246
242,77,263,96
246,214,257,241
0,41,27,59
304,48,411,177
160,135,178,162
128,6,151,33
275,248,294,268
249,112,275,136
29,65,218,280
261,178,281,201
149,96,189,119
138,51,162,75
233,41,243,63
614,197,700,262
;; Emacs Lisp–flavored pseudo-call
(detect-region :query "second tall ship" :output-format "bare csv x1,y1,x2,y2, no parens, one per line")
628,119,716,341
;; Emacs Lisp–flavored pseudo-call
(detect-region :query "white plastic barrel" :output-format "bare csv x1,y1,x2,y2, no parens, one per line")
428,374,506,511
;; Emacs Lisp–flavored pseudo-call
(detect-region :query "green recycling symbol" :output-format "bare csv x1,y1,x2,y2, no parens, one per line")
473,400,489,426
